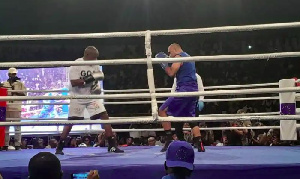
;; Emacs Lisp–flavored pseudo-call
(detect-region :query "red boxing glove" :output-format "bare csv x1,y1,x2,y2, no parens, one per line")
292,77,300,86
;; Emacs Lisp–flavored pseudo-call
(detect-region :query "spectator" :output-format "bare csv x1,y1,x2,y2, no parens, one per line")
155,137,163,146
268,129,284,146
242,121,252,146
172,134,178,141
83,136,92,147
93,133,106,147
225,121,244,146
251,122,268,146
33,138,45,149
133,138,142,146
28,152,62,179
76,137,83,146
46,139,58,149
183,123,193,143
199,123,214,146
126,137,134,146
162,141,195,179
270,135,281,146
21,138,28,149
237,109,251,146
118,137,126,146
148,137,156,146
69,137,78,148
140,136,148,146
28,152,100,179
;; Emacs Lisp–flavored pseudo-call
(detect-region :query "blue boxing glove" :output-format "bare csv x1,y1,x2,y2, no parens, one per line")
155,52,168,58
197,100,204,112
160,63,169,70
155,52,169,70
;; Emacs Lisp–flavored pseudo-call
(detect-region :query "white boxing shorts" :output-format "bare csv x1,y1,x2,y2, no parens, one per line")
68,99,106,119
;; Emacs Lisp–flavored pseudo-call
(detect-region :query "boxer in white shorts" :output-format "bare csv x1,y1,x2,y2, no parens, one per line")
56,46,124,155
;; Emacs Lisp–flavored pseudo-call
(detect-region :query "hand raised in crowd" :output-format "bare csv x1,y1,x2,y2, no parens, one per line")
87,170,100,179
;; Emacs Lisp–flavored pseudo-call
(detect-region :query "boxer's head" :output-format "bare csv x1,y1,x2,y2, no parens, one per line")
84,46,99,60
168,43,183,58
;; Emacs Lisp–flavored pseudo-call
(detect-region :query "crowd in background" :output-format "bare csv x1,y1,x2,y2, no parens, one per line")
1,31,300,148
0,68,68,95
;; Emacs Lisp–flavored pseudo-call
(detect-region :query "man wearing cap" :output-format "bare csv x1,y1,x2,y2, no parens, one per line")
28,152,100,179
1,67,26,151
163,141,195,179
28,152,63,179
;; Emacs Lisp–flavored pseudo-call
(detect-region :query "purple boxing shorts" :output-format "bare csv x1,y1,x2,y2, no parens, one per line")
159,82,198,117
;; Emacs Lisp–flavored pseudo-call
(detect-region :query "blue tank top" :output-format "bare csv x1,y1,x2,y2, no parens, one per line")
175,52,197,86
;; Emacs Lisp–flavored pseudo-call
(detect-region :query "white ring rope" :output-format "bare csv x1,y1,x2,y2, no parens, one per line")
0,31,146,41
9,89,69,93
204,82,279,90
7,117,151,121
155,87,300,97
21,101,164,106
151,22,300,36
19,96,279,106
198,112,279,117
1,52,300,68
1,115,300,126
1,22,300,41
202,96,279,102
1,87,299,101
7,82,279,94
6,113,279,121
8,125,300,135
154,52,300,63
157,115,300,123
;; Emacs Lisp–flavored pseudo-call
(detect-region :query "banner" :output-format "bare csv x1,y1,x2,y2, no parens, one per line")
0,88,7,147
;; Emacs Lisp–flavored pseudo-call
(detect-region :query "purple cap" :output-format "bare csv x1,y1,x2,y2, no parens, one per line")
166,141,195,170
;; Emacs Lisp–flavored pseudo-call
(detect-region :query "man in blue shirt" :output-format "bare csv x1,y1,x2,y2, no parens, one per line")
156,43,205,153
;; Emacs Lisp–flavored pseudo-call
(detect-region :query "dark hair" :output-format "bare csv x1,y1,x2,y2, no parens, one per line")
82,136,91,141
28,152,62,179
164,162,193,179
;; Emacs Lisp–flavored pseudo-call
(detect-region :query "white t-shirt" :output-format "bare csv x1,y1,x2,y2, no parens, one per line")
69,58,101,103
171,73,204,101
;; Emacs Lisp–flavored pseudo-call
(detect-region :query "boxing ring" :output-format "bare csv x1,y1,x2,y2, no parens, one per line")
1,22,300,179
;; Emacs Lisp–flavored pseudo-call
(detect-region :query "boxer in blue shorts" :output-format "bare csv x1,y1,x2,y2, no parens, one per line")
156,43,205,152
